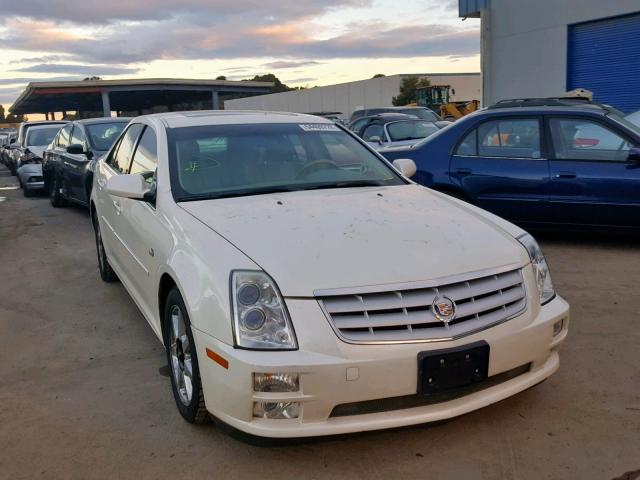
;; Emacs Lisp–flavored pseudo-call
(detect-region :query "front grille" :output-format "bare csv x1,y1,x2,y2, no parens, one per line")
330,363,531,417
318,269,526,343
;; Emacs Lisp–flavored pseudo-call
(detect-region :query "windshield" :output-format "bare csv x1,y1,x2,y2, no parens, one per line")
26,126,62,146
609,113,640,136
625,110,640,127
399,108,439,121
168,123,405,201
387,120,440,141
86,122,128,151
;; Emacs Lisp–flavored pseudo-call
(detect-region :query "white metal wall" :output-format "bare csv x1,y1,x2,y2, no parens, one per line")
480,0,640,105
225,73,481,119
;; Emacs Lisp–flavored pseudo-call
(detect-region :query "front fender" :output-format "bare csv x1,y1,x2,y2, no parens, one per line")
159,205,259,347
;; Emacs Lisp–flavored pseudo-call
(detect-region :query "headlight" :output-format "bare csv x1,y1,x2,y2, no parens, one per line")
517,233,555,304
231,271,297,350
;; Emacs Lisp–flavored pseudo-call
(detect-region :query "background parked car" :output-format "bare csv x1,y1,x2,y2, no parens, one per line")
7,121,67,175
382,99,640,230
43,117,130,207
349,106,441,123
351,114,446,150
16,123,65,196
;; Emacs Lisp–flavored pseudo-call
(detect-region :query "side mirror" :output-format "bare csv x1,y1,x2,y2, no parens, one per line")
67,144,85,155
392,158,417,178
628,147,640,162
10,138,16,144
368,135,383,145
106,174,149,199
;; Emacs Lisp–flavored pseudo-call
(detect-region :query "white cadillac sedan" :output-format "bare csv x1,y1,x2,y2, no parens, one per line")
91,111,569,439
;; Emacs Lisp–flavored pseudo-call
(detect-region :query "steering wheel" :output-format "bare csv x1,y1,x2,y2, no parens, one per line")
296,160,340,179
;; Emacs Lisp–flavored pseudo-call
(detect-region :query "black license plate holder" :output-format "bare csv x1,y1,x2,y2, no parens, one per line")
417,341,490,396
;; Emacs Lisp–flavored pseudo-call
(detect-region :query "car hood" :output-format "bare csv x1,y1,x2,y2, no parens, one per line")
179,185,528,297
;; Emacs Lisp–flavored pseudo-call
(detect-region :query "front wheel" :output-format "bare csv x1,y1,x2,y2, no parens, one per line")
164,288,208,424
93,214,117,282
49,174,66,207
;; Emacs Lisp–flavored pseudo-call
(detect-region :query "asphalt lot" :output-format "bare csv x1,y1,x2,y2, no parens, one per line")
0,164,638,480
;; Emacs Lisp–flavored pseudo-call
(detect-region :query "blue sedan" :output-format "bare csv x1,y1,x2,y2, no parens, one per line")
382,102,640,230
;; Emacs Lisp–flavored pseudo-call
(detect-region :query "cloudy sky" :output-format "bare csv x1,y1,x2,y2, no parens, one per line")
0,0,479,110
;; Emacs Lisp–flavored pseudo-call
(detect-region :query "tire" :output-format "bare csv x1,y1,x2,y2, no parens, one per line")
49,174,66,207
164,287,208,424
92,214,118,282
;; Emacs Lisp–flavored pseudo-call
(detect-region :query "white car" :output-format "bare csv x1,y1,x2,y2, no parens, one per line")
91,111,569,439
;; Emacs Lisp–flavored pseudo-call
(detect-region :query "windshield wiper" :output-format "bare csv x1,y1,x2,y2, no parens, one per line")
177,181,387,202
177,186,302,202
300,180,386,190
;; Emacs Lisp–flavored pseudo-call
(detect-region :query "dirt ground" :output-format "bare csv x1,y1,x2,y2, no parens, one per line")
0,164,638,480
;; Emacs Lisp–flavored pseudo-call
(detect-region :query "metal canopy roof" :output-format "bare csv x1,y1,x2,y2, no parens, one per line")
9,78,274,115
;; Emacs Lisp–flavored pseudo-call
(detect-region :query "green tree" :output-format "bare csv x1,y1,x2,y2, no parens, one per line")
0,105,5,122
83,76,102,81
5,113,26,123
392,76,431,106
245,73,294,93
215,75,227,80
372,73,385,78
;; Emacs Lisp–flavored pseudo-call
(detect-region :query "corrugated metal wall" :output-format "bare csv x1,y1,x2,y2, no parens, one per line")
568,12,640,113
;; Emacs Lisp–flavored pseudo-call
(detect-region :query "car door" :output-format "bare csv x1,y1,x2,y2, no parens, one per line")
115,125,165,331
95,123,145,275
61,124,90,201
449,116,550,224
52,125,72,188
547,115,640,227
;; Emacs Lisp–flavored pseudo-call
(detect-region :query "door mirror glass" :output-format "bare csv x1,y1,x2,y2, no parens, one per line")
628,147,640,162
10,138,16,144
67,144,85,155
106,173,149,199
392,158,417,178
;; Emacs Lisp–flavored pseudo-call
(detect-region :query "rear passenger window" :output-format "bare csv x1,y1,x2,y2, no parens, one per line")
129,127,157,184
107,124,144,173
455,129,477,156
478,119,541,159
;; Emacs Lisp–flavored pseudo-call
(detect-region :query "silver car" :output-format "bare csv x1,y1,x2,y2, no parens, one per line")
363,119,446,150
16,124,65,196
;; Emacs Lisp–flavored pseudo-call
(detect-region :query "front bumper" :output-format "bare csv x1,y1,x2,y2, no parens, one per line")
193,281,569,438
17,165,44,190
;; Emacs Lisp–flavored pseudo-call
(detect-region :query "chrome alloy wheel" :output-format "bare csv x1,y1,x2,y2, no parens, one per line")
169,305,193,406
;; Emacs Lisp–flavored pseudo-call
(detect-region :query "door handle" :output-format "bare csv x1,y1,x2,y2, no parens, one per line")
553,172,577,179
63,161,77,169
454,168,473,175
113,200,122,215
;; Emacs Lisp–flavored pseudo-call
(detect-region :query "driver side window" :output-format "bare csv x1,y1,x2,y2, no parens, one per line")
106,124,144,174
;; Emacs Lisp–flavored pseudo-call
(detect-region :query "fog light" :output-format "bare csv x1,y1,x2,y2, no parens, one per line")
553,319,564,336
253,373,299,392
253,401,300,419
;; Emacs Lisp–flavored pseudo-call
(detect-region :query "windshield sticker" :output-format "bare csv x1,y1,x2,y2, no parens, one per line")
299,124,340,132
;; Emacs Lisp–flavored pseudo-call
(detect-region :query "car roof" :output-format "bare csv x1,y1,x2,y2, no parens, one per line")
22,120,68,126
142,110,334,129
355,113,415,122
469,105,617,119
75,117,132,126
